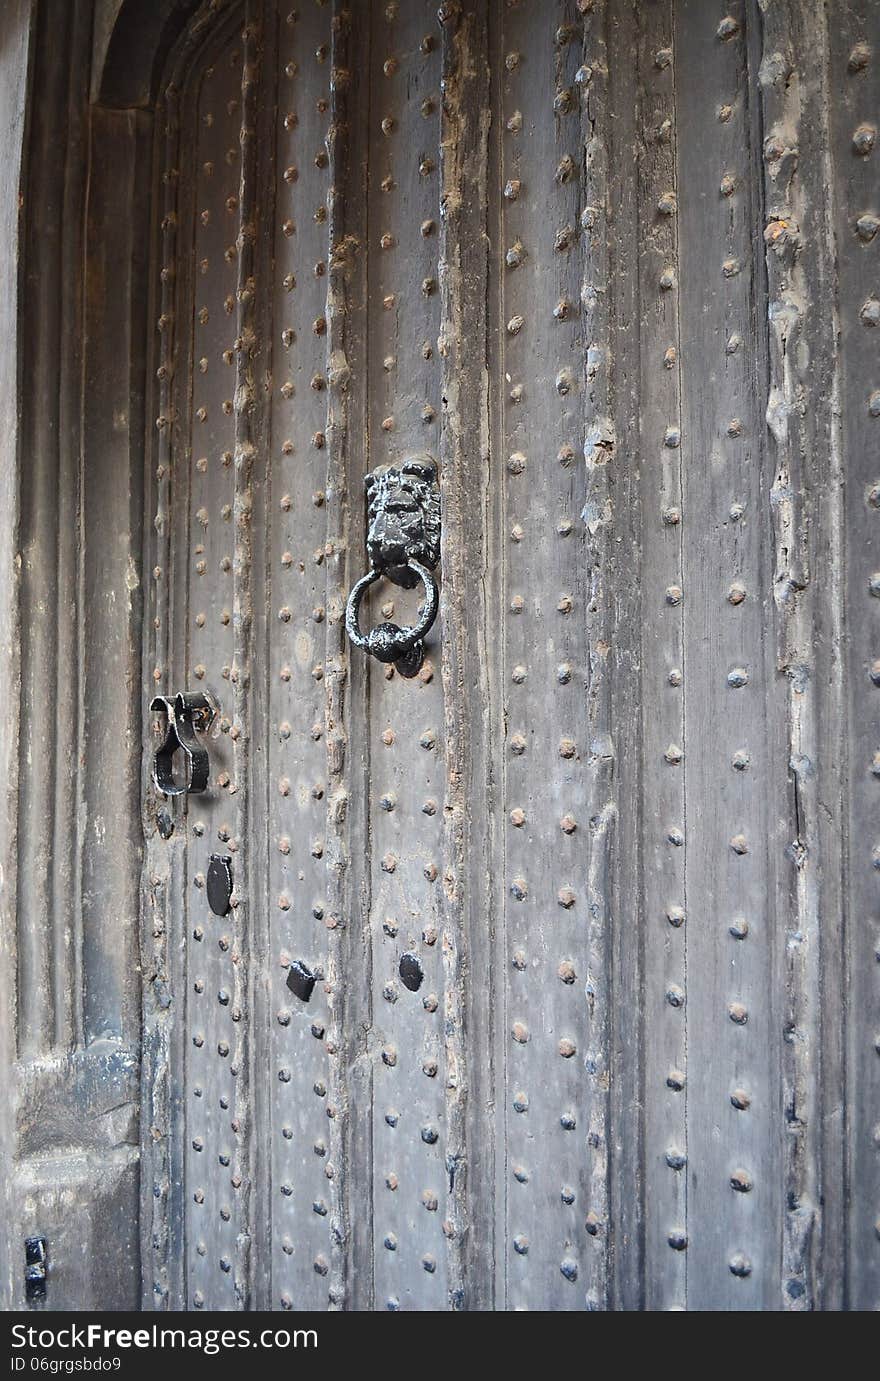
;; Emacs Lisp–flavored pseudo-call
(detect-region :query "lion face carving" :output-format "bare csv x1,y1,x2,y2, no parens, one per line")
364,456,440,588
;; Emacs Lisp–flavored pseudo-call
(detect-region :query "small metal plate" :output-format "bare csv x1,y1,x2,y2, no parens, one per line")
399,952,423,993
286,960,316,1004
206,854,233,917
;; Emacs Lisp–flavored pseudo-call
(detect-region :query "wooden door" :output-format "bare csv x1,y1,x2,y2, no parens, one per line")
121,0,879,1313
143,0,461,1312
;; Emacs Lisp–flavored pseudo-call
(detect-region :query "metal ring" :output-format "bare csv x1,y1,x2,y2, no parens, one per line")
345,558,439,677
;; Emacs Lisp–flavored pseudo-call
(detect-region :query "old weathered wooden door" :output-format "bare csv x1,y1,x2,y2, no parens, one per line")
6,0,879,1313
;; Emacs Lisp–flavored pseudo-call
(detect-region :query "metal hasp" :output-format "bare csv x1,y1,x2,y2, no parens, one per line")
150,691,218,797
25,1237,47,1303
345,457,440,678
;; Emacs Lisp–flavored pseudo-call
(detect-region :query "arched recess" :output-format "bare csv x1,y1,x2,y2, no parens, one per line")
4,0,228,1312
94,0,205,109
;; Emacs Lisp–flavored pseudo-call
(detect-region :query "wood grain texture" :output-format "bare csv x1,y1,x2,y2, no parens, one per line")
677,0,783,1309
824,0,880,1314
362,0,449,1314
492,0,600,1310
438,0,495,1312
635,0,688,1310
5,0,880,1312
0,0,34,1314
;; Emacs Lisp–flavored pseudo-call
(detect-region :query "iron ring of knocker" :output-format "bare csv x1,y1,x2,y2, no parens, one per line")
345,456,441,679
150,691,218,796
345,558,439,679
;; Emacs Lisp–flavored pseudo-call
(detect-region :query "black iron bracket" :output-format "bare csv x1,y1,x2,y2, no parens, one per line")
345,456,441,678
150,691,218,797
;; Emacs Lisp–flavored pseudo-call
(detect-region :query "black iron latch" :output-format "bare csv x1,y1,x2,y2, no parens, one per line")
150,691,218,796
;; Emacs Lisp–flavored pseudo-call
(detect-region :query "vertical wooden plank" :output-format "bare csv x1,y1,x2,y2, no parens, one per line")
325,0,373,1313
363,0,448,1314
54,0,92,1055
265,0,344,1312
229,0,262,1307
635,0,687,1312
438,0,494,1311
577,0,616,1312
16,0,85,1058
80,98,152,1051
675,0,784,1310
825,0,880,1313
493,0,597,1311
140,63,184,1310
756,0,850,1311
0,0,33,1311
603,0,646,1312
245,0,275,1313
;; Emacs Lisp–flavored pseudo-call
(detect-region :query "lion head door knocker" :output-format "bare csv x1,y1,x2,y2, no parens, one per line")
345,456,440,678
